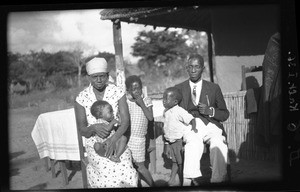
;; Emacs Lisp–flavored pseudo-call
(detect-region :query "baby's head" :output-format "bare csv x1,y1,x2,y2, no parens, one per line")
163,87,182,110
90,100,114,122
125,75,143,99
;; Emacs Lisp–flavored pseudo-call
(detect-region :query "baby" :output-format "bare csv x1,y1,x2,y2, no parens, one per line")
90,100,127,163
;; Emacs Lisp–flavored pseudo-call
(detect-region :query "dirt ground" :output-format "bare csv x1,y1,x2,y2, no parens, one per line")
8,106,281,190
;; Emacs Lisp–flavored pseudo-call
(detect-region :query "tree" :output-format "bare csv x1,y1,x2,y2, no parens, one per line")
66,49,84,87
131,30,197,77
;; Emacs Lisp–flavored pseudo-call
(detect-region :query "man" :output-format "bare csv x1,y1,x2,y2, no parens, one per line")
174,54,230,184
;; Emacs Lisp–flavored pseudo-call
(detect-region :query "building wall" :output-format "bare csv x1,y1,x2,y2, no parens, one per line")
210,4,280,93
215,55,264,93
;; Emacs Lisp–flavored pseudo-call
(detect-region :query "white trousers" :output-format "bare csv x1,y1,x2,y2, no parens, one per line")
183,118,228,183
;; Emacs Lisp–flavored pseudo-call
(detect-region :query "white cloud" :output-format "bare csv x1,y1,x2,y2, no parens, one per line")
7,9,166,63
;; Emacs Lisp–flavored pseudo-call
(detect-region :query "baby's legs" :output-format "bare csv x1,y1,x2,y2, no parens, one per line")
109,135,128,163
94,142,106,157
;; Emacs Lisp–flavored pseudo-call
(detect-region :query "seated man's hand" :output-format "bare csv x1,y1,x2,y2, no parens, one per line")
197,103,212,116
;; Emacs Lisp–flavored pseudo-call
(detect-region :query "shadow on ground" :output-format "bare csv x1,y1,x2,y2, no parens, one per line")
28,183,48,190
10,151,26,160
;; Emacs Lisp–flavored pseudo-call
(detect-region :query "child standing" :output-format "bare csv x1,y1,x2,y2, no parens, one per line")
125,75,155,187
90,100,128,163
162,87,203,186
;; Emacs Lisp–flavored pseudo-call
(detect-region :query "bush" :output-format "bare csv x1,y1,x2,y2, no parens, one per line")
50,73,71,90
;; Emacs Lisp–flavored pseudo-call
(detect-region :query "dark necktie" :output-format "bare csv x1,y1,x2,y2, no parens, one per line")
192,85,197,105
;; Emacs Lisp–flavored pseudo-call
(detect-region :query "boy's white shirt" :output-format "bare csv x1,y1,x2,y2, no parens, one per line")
163,105,194,143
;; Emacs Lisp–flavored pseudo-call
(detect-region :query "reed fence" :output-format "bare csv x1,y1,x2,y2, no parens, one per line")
223,91,280,161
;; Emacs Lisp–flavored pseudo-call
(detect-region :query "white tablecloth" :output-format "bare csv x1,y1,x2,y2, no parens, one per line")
31,108,80,161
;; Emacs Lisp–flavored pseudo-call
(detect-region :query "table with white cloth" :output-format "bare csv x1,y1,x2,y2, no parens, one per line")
31,108,80,185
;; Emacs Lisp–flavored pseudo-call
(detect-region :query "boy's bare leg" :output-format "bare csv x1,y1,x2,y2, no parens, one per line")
135,162,155,187
168,162,178,186
178,164,183,186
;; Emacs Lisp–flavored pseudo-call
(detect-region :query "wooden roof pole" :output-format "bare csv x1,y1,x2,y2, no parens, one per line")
207,31,214,83
113,20,126,92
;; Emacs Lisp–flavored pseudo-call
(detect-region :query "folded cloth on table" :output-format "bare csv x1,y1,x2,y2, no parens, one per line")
31,108,80,161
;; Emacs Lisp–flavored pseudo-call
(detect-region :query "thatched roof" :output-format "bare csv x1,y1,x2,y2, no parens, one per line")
100,7,211,32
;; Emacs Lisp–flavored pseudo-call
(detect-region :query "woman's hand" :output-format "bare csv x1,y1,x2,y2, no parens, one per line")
103,136,117,158
93,123,111,139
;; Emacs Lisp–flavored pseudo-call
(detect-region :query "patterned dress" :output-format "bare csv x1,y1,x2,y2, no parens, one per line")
76,83,138,188
127,96,153,163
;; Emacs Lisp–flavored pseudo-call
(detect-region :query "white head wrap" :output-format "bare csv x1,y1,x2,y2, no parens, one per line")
86,57,108,75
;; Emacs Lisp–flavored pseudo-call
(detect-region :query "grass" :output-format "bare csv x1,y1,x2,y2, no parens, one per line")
8,86,84,113
8,75,184,112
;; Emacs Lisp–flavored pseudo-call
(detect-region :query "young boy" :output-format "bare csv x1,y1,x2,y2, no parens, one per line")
125,75,155,187
162,87,203,186
90,100,127,163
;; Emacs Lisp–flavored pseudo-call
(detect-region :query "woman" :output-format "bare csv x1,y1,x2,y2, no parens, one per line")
74,57,138,188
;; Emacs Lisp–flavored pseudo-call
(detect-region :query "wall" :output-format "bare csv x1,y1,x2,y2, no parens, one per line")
210,4,280,93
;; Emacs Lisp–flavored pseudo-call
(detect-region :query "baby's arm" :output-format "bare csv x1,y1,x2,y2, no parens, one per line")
106,119,120,131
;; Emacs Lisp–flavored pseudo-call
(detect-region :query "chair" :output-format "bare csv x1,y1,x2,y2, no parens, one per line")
241,65,263,90
76,127,89,188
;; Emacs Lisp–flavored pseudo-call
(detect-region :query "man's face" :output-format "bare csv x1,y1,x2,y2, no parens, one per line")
186,59,204,83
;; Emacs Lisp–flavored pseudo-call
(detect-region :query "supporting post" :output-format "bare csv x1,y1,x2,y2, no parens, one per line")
113,20,126,91
207,31,214,83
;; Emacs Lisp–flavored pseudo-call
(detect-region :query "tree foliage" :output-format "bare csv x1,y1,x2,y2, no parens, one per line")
132,30,197,70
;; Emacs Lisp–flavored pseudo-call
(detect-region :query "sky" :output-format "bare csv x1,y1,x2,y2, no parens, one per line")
7,9,165,63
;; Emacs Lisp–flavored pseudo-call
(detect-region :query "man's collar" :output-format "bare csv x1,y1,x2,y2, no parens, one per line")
189,79,203,86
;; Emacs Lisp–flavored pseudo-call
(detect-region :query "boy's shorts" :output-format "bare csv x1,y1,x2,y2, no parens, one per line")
169,139,183,164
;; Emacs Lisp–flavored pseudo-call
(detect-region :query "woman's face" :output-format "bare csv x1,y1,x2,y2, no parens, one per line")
89,72,108,90
128,81,142,99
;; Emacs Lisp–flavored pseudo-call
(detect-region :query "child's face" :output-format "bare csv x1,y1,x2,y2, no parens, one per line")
163,91,177,109
128,81,142,99
101,105,114,122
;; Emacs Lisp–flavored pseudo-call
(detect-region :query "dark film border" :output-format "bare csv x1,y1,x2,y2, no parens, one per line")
1,0,300,191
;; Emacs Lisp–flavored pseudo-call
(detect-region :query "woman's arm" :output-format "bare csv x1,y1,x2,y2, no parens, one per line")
74,101,110,138
112,95,130,139
104,95,130,157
